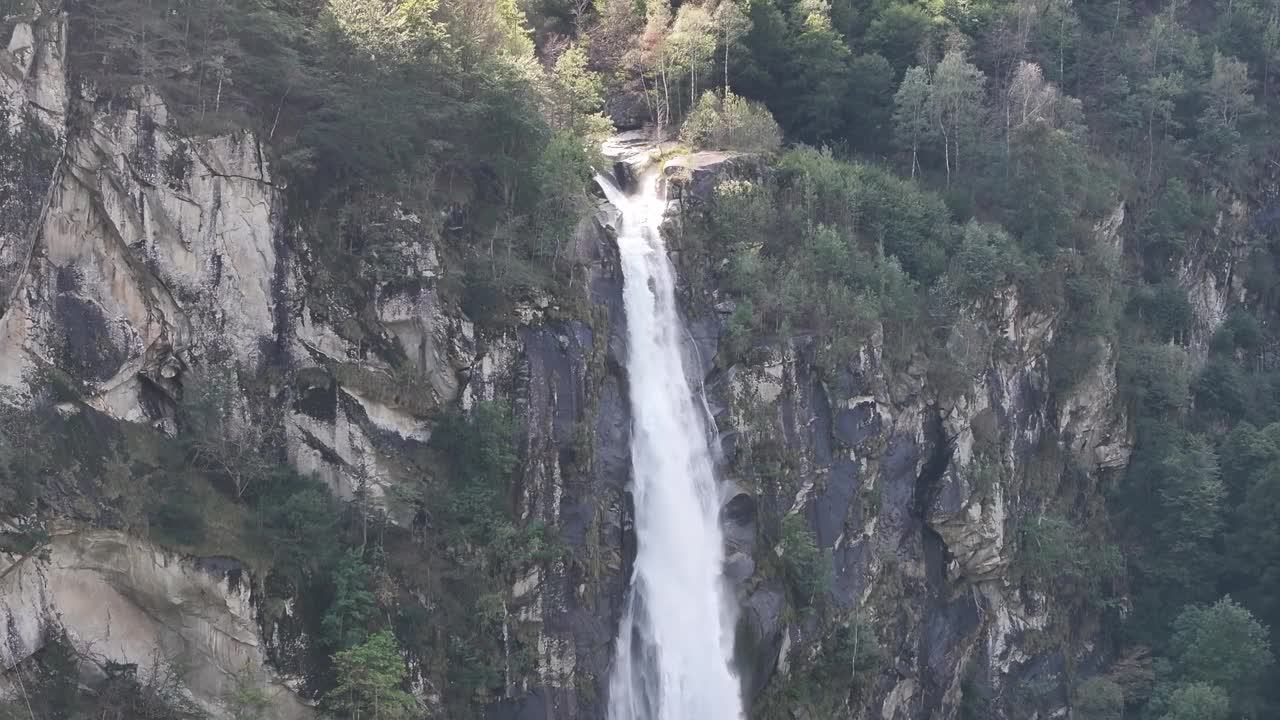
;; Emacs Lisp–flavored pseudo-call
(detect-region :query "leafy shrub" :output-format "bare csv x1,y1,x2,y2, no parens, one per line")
147,487,207,548
250,467,341,580
324,630,417,720
1193,359,1247,420
1159,682,1229,720
1119,343,1191,417
1018,515,1123,602
681,91,783,154
1209,308,1264,356
947,221,1030,298
1128,282,1194,342
1166,598,1273,716
776,148,954,284
711,178,776,246
431,401,519,544
1072,677,1124,720
780,513,828,605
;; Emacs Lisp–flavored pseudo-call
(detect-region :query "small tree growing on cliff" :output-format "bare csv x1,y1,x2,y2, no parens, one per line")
325,630,416,720
780,513,829,606
226,662,270,720
181,361,277,501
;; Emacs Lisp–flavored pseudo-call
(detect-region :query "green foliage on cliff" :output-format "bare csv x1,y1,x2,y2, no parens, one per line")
13,0,1280,714
1017,515,1123,603
780,512,828,606
1073,677,1125,720
71,0,607,329
587,0,1280,711
681,91,783,153
324,630,417,720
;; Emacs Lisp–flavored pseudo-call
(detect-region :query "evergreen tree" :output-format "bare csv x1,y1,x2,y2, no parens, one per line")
326,630,417,720
1166,599,1273,717
782,0,853,142
1159,683,1229,720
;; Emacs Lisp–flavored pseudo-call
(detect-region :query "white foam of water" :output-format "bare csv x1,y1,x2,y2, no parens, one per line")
598,170,744,720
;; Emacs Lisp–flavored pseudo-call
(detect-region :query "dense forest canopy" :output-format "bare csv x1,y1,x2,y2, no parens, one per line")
1,0,1280,717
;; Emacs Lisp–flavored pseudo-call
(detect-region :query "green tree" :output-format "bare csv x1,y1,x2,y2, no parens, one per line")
1120,343,1191,417
1264,14,1280,97
1159,683,1229,720
782,0,853,142
1229,459,1280,627
546,44,612,140
1138,71,1185,182
1205,51,1254,131
894,66,933,177
867,2,935,72
1167,598,1273,715
947,222,1027,297
1150,435,1224,596
432,401,520,544
713,0,753,89
226,662,271,720
325,630,417,720
669,2,718,106
931,47,986,186
322,549,376,650
781,513,828,605
1072,676,1124,720
844,53,896,151
251,469,341,581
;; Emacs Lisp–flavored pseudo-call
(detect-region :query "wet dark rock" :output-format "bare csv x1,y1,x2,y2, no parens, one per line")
606,92,650,131
725,552,755,583
54,294,128,383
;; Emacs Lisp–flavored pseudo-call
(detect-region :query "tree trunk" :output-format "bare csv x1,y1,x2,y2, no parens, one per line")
662,55,671,130
1147,108,1156,183
1059,15,1067,83
1005,98,1011,179
943,128,951,187
691,60,697,107
724,25,730,91
270,86,291,140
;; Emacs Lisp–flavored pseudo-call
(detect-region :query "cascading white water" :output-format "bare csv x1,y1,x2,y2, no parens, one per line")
597,168,744,720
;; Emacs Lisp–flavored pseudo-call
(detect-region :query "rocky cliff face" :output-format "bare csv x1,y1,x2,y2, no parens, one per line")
0,9,1165,720
660,154,1133,719
0,9,629,718
1,525,311,718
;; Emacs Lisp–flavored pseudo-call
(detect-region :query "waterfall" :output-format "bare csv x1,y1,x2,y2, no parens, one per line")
597,169,745,720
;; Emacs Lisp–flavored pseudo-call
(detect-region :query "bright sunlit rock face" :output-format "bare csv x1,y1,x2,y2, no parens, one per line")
598,169,744,720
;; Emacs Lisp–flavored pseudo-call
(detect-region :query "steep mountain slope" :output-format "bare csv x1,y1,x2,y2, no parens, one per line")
1,1,1278,720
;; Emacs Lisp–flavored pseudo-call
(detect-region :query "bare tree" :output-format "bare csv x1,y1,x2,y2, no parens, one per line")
181,361,278,501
